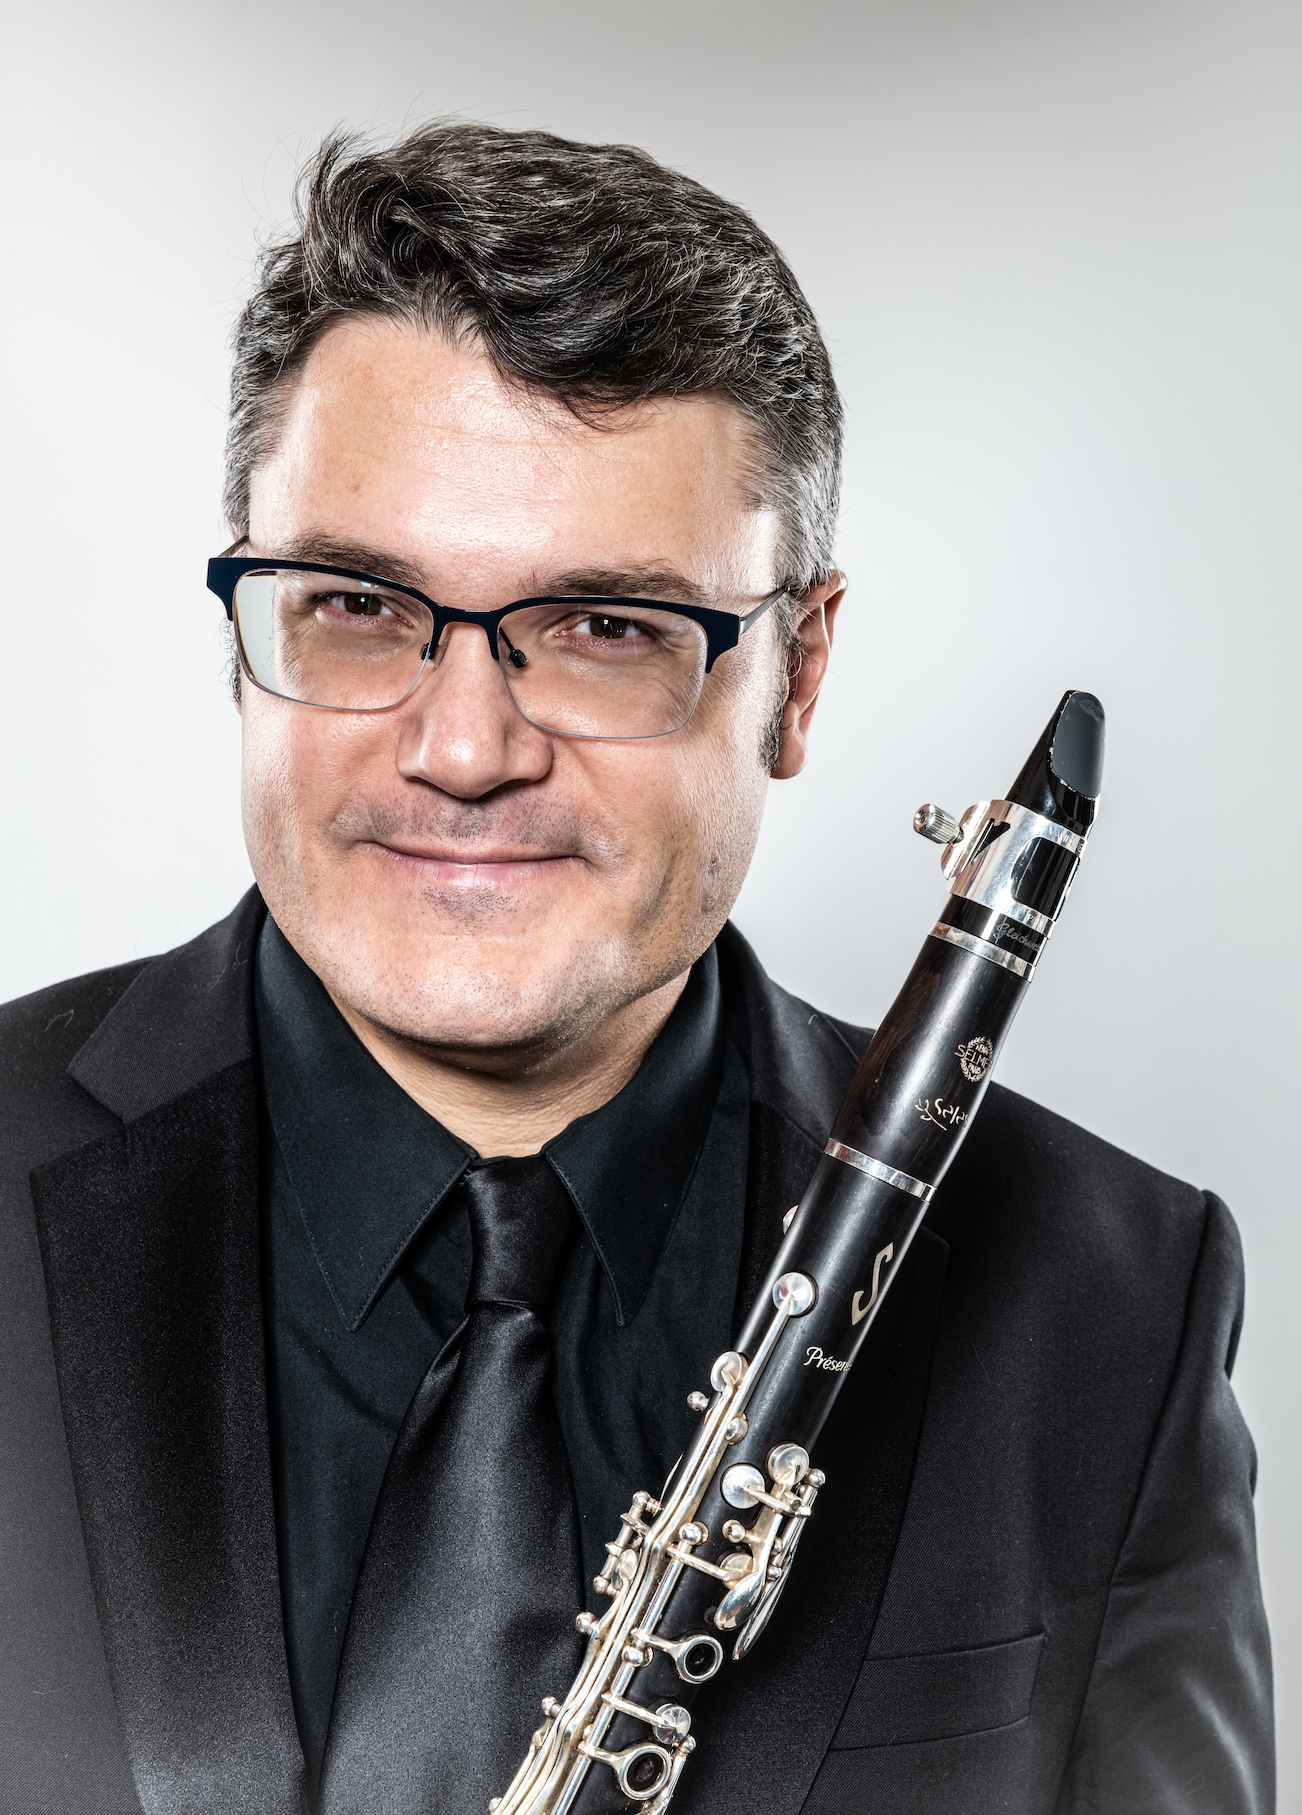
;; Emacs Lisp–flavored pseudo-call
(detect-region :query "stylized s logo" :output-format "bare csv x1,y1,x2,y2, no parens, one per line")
851,1243,895,1326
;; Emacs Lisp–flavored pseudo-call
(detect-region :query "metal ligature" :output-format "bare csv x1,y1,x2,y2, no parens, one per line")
493,690,1106,1815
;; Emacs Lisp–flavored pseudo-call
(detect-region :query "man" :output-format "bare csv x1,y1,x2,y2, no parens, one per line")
0,123,1272,1815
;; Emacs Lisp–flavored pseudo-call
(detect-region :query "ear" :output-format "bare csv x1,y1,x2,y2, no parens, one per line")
770,571,845,780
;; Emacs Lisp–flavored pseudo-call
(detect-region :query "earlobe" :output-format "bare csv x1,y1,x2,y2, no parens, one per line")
771,704,808,781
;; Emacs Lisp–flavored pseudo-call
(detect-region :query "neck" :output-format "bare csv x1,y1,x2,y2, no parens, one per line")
330,971,691,1156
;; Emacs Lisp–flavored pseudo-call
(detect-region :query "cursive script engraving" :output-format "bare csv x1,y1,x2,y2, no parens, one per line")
916,1096,968,1131
851,1244,895,1326
803,1347,850,1372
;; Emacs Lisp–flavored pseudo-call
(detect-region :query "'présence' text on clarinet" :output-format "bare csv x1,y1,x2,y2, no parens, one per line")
493,688,1106,1815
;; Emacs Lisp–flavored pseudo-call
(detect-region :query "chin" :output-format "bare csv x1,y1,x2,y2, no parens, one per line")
326,923,639,1058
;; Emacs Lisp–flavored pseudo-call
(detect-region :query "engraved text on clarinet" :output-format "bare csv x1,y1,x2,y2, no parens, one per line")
851,1244,895,1325
916,1095,968,1130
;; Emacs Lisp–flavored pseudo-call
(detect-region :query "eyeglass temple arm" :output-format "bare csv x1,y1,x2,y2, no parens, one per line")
738,588,790,636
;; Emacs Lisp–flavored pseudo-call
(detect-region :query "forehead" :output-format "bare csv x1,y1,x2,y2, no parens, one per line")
251,317,776,592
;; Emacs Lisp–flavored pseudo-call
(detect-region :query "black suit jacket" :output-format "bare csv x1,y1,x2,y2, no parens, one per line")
0,892,1273,1814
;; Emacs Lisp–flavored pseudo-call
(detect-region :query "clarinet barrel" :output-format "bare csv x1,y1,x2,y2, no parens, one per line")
493,689,1105,1815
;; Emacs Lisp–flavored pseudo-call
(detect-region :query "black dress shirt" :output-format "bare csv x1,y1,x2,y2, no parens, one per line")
253,917,751,1774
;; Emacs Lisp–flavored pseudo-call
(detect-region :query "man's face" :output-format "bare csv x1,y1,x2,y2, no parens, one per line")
241,318,817,1066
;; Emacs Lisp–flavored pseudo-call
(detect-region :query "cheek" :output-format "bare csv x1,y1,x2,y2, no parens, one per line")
694,641,778,807
240,698,364,879
692,747,767,907
609,661,772,920
240,699,296,871
694,665,777,893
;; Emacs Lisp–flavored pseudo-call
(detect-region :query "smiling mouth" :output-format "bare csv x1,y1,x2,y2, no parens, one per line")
369,840,583,886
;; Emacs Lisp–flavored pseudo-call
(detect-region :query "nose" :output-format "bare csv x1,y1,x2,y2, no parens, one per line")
395,621,554,798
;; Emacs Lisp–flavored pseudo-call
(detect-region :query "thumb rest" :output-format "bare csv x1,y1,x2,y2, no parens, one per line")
492,690,1104,1814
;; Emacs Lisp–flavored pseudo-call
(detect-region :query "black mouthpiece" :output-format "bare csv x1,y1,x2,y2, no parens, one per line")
1006,691,1105,834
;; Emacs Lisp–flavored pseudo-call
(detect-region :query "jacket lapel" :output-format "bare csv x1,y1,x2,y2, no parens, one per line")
692,927,950,1815
31,891,307,1815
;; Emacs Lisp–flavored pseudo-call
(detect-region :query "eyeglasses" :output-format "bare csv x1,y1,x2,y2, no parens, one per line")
206,555,786,741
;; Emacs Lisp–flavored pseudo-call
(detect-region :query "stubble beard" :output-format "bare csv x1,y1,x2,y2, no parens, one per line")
286,794,695,1065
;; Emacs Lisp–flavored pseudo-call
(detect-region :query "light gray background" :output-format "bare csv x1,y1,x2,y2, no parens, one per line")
4,0,1298,1799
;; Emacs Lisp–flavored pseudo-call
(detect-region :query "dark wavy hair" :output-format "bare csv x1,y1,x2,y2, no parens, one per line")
223,121,842,597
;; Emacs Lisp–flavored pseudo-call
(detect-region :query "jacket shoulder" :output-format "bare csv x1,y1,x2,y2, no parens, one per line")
0,960,151,1131
931,1079,1228,1403
1,887,265,1159
944,1077,1210,1239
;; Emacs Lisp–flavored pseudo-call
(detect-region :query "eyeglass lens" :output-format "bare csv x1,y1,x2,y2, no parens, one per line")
231,570,709,738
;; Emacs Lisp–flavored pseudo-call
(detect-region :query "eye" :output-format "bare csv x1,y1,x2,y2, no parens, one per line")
569,612,659,646
576,613,635,639
307,587,423,630
320,590,390,618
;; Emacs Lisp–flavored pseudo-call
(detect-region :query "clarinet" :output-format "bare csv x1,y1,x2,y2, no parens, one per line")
493,689,1105,1815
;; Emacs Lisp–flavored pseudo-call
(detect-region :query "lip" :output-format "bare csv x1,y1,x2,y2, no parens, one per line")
368,839,584,888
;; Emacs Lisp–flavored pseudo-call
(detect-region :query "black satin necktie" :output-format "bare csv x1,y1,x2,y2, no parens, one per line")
319,1156,586,1813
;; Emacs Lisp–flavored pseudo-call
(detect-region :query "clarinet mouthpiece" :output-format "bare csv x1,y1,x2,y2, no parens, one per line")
1006,689,1106,834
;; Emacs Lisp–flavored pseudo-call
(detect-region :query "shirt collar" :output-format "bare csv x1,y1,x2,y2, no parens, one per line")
255,920,473,1332
254,918,725,1332
546,947,724,1326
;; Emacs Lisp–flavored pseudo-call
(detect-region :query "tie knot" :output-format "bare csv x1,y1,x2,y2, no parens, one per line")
462,1155,574,1308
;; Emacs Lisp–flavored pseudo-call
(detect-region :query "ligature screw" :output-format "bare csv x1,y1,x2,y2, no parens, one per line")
914,802,962,845
687,1390,710,1412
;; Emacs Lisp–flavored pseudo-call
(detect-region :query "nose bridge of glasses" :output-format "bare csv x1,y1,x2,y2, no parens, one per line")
430,607,512,657
407,617,537,741
422,613,541,714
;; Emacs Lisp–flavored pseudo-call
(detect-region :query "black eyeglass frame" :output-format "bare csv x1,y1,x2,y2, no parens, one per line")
206,554,788,717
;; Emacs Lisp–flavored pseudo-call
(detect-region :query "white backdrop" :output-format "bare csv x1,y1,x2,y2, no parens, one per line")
5,0,1299,1799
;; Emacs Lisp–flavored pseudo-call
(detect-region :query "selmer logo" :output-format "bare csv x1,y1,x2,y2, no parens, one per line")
851,1244,894,1325
955,1035,993,1082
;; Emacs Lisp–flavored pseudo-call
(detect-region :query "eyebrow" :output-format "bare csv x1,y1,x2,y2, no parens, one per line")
270,541,718,611
278,534,429,589
534,566,712,609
